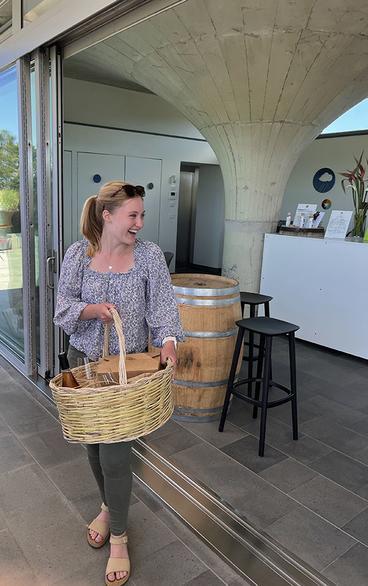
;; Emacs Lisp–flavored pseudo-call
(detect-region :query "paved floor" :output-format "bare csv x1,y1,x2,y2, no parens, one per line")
144,338,368,586
0,357,248,586
1,338,368,585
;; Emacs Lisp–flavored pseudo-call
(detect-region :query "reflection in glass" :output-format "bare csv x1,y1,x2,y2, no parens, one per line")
23,0,59,25
0,66,23,356
0,0,12,34
30,67,40,362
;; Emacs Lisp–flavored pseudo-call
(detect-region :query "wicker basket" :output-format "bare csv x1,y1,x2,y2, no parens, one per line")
50,308,174,444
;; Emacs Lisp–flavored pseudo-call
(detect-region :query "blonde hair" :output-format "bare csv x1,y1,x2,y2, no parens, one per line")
80,181,143,256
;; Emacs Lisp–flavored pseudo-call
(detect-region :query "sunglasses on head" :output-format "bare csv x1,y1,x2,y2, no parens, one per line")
111,184,145,198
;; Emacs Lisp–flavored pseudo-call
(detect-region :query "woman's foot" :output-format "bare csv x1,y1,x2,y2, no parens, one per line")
87,503,110,548
106,533,130,585
89,508,109,544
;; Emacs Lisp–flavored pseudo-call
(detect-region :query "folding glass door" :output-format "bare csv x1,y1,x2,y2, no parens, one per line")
0,46,63,379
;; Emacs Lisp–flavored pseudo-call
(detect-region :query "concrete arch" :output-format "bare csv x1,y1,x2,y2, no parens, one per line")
71,0,368,288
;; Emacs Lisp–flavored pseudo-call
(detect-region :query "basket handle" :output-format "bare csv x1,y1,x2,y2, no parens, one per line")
102,308,127,385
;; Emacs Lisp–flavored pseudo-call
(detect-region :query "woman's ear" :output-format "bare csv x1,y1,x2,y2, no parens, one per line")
102,209,111,223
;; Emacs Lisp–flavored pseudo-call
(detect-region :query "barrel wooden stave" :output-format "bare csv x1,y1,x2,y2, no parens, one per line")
172,274,241,421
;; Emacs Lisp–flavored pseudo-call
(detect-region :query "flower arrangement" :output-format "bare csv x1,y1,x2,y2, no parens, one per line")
340,153,368,237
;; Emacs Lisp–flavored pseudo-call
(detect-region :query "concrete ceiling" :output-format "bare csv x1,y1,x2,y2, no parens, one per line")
64,46,151,93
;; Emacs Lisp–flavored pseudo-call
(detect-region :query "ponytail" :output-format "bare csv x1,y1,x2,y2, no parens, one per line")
80,195,103,257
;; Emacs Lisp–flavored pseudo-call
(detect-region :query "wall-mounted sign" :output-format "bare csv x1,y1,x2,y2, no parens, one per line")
321,198,332,210
313,168,335,193
93,174,102,183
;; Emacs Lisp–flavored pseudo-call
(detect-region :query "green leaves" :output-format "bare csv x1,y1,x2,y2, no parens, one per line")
339,152,368,214
0,129,19,191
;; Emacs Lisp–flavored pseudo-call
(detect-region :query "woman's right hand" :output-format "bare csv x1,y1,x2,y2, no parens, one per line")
93,302,115,323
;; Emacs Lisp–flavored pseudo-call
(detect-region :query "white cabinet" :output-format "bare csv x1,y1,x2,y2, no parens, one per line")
260,234,368,359
65,152,162,246
125,156,161,244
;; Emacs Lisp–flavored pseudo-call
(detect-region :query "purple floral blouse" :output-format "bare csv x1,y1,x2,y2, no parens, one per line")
54,239,184,360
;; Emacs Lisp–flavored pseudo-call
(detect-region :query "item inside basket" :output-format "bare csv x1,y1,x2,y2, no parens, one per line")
96,351,162,383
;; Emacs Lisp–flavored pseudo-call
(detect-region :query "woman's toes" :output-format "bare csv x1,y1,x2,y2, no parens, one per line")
107,571,127,582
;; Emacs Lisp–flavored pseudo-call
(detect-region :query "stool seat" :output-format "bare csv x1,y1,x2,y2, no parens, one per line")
237,317,299,337
240,292,273,306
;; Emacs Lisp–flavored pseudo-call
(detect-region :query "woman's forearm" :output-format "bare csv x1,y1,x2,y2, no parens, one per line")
80,302,115,323
80,304,98,321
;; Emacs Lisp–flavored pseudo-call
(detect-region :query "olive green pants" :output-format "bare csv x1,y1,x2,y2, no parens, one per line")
67,345,132,535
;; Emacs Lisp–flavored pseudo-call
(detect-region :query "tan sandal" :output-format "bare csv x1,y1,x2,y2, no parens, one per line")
105,533,130,586
87,503,110,549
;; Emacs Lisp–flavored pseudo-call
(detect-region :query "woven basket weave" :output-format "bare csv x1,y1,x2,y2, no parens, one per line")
50,308,174,444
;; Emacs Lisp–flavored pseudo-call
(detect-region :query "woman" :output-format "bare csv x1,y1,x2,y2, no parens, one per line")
54,181,183,586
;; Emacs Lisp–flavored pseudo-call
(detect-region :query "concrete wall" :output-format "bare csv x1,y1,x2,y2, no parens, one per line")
281,134,368,227
64,78,203,139
63,78,222,264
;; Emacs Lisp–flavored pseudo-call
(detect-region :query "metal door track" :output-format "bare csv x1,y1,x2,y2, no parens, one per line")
133,440,334,586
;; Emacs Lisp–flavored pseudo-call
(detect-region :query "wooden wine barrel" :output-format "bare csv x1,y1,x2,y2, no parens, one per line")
172,274,242,421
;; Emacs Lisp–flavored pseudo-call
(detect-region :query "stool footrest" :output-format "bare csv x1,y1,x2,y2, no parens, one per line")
233,390,295,409
232,378,295,408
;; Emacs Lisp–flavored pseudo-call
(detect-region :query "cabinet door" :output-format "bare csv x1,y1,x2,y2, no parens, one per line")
125,156,162,244
75,152,125,243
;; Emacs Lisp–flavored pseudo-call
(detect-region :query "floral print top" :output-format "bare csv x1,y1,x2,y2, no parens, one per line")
54,239,184,360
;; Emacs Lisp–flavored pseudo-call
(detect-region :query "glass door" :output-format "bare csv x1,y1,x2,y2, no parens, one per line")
32,45,63,379
0,64,24,361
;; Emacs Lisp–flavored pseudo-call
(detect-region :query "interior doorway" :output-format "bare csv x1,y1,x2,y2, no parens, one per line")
176,163,224,275
175,164,198,270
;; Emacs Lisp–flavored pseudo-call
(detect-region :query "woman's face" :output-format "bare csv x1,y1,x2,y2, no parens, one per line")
103,196,145,245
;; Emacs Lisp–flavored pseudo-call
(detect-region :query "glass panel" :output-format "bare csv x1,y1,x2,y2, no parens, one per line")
0,65,23,356
0,0,12,33
23,0,59,26
30,66,40,362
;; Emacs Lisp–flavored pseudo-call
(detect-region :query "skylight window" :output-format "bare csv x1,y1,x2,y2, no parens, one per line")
322,98,368,134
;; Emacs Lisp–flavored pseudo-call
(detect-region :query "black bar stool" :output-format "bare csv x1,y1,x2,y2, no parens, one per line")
240,292,273,398
219,316,299,457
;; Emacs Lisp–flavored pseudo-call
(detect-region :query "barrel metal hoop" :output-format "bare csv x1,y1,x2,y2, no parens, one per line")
183,329,237,338
173,284,239,296
173,378,229,388
176,295,240,307
175,405,221,414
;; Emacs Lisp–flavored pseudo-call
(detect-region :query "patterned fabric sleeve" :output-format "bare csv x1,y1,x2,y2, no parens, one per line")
145,243,184,347
53,241,89,336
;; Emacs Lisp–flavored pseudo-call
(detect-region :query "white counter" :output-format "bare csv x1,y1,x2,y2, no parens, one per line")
260,234,368,359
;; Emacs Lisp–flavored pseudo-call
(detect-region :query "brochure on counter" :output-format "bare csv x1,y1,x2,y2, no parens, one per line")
325,210,353,239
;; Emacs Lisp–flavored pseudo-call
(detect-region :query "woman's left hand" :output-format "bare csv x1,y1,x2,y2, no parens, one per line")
160,340,177,366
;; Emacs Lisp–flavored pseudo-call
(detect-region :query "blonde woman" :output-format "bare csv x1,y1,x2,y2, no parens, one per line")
54,181,183,586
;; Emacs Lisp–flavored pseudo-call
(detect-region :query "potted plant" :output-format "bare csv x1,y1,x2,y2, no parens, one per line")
0,189,20,227
340,153,368,238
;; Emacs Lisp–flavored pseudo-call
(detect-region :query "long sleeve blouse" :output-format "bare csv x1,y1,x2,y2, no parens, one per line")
54,239,184,360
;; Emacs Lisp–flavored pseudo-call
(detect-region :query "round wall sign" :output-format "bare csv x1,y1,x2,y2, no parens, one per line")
313,168,335,193
321,198,332,210
93,174,102,183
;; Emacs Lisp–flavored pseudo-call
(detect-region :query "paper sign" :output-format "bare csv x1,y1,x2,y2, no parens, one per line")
293,204,317,228
325,210,353,239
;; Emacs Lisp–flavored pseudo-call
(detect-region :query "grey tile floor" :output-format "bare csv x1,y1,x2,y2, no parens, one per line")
143,338,368,586
0,358,249,586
